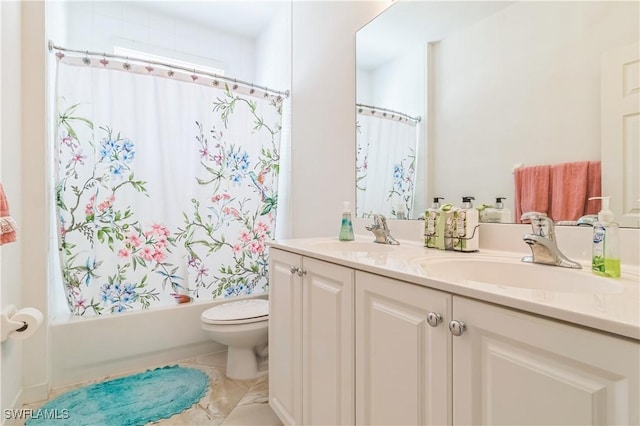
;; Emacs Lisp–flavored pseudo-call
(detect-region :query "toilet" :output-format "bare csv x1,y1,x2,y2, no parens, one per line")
201,298,269,380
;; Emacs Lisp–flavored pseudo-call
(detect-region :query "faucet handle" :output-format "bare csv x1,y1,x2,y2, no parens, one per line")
521,212,554,239
372,214,388,230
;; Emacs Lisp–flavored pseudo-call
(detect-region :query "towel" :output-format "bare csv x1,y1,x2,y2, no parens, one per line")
514,165,550,222
550,161,589,222
549,161,589,222
583,161,601,215
0,183,17,245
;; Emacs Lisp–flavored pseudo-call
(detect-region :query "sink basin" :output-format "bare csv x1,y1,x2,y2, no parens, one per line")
308,240,394,253
414,257,629,294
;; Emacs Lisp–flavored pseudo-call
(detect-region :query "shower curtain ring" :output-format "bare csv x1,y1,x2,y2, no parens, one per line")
100,53,109,67
249,85,255,95
123,57,131,70
82,51,91,65
232,79,238,90
191,69,198,81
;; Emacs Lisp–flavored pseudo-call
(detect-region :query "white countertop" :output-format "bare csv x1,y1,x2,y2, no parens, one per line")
269,236,640,341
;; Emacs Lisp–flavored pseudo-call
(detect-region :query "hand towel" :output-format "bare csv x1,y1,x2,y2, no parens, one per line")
0,183,17,245
514,165,551,223
583,161,602,215
549,161,589,222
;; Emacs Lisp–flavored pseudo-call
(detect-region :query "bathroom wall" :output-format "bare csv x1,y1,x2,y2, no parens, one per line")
290,0,391,238
357,47,424,118
1,0,24,416
432,1,639,205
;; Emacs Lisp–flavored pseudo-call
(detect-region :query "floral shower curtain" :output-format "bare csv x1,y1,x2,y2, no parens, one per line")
356,113,419,218
55,57,284,316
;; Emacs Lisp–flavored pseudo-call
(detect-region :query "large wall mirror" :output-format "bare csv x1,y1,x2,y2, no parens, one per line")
356,1,639,227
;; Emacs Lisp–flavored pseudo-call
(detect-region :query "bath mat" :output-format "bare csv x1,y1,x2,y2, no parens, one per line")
26,365,209,426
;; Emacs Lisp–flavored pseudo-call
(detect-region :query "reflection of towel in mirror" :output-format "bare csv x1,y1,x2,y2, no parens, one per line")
514,165,550,222
549,161,589,222
0,183,17,245
584,161,601,215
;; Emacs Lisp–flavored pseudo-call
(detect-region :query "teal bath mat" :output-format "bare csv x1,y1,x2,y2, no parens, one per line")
26,365,209,426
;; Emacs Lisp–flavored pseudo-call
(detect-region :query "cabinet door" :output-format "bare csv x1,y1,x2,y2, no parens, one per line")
453,296,640,425
356,271,452,425
268,248,303,425
302,258,355,425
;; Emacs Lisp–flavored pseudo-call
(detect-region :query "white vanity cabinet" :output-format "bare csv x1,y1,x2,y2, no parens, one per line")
268,248,355,425
269,245,639,426
452,296,640,425
355,271,453,426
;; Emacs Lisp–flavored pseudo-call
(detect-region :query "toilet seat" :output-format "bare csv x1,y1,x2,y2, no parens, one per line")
201,299,269,325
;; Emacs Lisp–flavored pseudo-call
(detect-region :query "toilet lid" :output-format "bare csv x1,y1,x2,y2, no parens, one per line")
201,299,269,323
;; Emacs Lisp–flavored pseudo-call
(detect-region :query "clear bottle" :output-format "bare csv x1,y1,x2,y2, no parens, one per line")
589,196,620,277
339,201,355,241
454,196,479,252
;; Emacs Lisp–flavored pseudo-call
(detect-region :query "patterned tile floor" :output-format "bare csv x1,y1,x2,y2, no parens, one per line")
20,351,282,425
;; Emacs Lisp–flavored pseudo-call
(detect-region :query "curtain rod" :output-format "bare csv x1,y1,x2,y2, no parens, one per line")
48,40,289,99
356,103,421,123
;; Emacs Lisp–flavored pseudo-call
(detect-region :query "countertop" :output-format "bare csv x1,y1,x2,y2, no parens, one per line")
268,236,640,341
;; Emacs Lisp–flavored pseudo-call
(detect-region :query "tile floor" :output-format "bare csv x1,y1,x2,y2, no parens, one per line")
20,351,282,426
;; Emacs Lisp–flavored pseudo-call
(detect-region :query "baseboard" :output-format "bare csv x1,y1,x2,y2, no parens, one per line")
2,389,23,426
21,382,49,405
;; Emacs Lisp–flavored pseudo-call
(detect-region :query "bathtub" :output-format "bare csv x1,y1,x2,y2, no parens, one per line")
49,292,268,388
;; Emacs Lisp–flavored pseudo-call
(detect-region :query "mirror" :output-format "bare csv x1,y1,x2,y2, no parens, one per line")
356,1,640,227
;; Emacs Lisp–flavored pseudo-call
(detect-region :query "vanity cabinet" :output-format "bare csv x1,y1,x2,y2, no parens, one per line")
452,296,639,425
355,271,452,426
268,248,354,425
269,247,639,426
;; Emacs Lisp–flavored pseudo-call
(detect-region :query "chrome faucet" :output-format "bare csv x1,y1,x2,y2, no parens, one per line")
521,212,581,269
366,214,400,245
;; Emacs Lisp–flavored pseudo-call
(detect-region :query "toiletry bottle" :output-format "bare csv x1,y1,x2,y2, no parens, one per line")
589,196,620,277
396,203,407,220
484,197,512,223
435,202,456,250
424,197,443,248
453,196,479,252
339,201,355,241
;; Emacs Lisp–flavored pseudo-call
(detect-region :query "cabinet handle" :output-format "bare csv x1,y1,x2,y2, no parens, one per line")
289,265,299,275
426,312,443,327
297,268,307,277
448,320,467,336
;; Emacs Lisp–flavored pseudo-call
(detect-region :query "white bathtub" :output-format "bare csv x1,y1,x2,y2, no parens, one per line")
49,292,268,388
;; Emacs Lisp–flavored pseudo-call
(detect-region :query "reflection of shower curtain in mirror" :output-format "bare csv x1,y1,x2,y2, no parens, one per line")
356,114,419,218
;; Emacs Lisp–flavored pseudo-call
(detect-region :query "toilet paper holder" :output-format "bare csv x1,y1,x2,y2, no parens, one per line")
1,304,30,342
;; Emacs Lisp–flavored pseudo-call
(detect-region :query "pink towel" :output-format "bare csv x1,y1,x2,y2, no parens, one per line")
584,161,601,215
549,161,589,222
514,165,550,223
0,183,17,245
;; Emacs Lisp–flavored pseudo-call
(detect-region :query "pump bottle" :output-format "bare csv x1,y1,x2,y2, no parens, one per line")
424,197,443,248
589,196,620,277
339,202,355,241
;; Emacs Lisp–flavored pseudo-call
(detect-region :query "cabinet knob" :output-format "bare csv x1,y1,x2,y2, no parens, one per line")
297,268,307,277
448,320,467,336
290,265,299,275
426,312,443,327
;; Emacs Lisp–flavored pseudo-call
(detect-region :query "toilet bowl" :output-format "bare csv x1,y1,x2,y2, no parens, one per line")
201,298,269,380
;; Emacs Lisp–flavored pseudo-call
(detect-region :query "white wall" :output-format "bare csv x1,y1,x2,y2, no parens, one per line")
1,0,24,416
431,1,639,208
290,0,391,238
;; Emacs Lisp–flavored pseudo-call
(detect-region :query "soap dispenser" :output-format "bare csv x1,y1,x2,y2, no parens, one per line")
589,196,620,277
453,196,479,252
484,197,512,223
339,201,355,241
424,197,443,248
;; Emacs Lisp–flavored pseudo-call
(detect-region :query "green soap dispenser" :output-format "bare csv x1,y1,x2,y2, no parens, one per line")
589,196,620,277
339,201,355,241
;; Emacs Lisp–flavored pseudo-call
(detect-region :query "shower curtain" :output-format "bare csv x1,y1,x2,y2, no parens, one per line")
356,113,418,218
55,58,284,315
